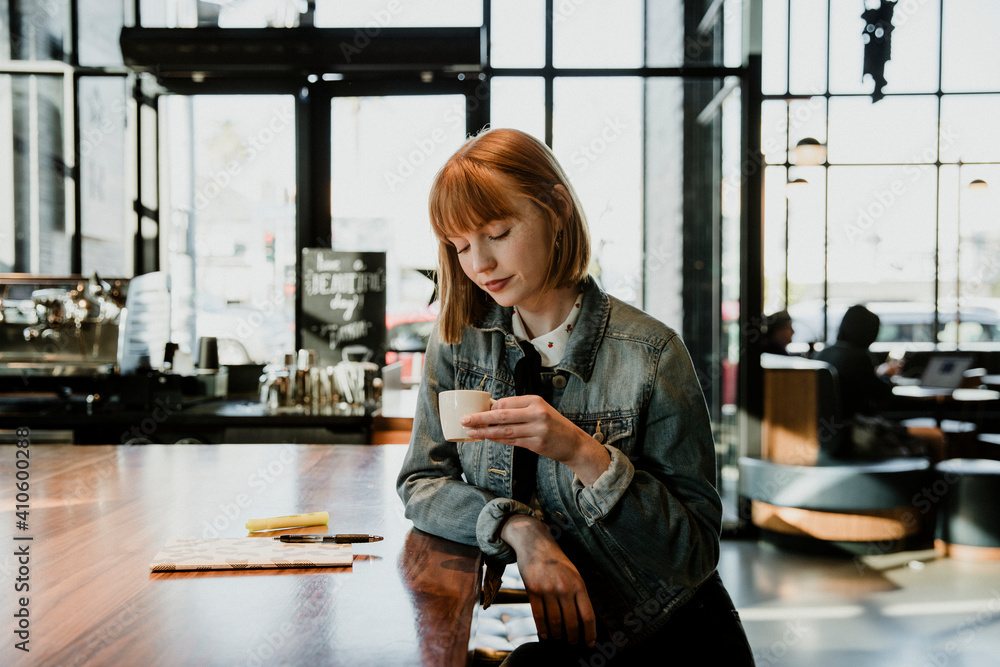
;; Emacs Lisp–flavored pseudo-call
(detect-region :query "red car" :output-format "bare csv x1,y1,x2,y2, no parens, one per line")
385,306,439,385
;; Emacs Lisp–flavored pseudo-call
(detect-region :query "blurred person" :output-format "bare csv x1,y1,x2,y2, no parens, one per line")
762,310,794,356
815,304,942,461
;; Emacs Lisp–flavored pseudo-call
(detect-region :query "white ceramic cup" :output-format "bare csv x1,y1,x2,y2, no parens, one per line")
439,389,493,442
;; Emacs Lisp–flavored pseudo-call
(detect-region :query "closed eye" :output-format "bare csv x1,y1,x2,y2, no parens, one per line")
453,228,510,254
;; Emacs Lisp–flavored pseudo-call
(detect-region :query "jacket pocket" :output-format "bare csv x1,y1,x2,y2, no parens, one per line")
569,414,637,455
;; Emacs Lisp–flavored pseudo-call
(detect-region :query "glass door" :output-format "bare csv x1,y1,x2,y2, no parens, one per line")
326,88,474,384
159,94,297,366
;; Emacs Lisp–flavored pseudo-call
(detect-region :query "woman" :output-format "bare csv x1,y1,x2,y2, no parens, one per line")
396,128,753,665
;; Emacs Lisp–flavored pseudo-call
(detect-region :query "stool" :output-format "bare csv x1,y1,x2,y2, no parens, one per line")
739,457,932,554
935,458,1000,561
473,565,535,666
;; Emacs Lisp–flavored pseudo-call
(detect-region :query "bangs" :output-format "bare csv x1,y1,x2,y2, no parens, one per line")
429,161,519,239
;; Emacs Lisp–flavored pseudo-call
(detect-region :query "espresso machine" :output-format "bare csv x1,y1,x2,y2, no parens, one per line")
0,274,190,413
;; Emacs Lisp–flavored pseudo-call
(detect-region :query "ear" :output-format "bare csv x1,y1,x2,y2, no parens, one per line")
551,184,573,229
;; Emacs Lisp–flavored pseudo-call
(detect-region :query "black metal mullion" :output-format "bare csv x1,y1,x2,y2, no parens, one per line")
544,0,554,147
934,0,946,345
68,0,82,273
151,89,160,272
823,0,832,343
132,80,144,275
741,52,765,457
70,72,82,274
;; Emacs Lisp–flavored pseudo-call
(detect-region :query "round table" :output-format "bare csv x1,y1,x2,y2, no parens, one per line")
891,386,1000,401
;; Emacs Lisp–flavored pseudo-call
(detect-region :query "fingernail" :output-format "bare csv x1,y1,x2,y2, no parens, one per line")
460,417,470,425
466,429,478,437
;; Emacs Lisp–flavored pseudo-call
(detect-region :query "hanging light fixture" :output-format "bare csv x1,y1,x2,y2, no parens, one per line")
792,137,826,166
785,177,809,199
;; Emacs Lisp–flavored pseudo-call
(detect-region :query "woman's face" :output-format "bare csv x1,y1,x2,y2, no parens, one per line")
446,195,556,311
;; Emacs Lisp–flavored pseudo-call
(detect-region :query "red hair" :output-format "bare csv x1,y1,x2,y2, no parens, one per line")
428,128,591,343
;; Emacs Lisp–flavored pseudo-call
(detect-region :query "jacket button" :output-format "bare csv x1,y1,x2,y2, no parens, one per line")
551,374,567,389
593,432,605,444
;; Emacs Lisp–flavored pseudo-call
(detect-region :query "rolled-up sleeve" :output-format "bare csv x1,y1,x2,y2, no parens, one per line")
475,498,537,561
572,446,636,524
396,326,502,547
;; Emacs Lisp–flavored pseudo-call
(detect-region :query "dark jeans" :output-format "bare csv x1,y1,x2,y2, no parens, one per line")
500,571,755,666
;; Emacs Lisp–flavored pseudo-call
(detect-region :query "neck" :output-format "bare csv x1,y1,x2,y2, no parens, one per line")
516,284,579,339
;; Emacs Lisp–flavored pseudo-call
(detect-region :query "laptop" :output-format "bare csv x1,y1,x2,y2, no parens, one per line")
918,354,974,389
892,354,975,397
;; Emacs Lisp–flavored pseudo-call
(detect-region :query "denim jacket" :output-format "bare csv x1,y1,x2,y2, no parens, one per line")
396,278,722,643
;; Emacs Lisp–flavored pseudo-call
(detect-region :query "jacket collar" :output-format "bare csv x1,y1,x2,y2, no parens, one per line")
473,277,610,383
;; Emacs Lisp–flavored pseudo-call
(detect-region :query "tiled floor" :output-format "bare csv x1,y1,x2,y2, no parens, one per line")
720,539,1000,666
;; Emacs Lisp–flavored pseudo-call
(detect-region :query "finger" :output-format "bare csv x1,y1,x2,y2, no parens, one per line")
466,423,535,443
463,407,537,431
576,591,598,647
545,594,565,641
528,594,550,640
560,596,581,645
459,409,500,428
489,395,538,411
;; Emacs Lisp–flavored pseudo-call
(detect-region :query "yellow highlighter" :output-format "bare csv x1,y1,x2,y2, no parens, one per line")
245,511,330,533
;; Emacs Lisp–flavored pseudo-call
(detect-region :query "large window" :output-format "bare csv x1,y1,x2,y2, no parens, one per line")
762,0,1000,352
5,1,749,518
160,95,297,364
0,0,133,275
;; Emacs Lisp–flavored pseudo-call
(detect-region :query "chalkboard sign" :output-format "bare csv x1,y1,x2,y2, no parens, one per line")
301,249,387,367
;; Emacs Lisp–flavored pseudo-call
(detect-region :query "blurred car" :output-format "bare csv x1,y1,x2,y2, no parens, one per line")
385,306,439,385
788,299,1000,352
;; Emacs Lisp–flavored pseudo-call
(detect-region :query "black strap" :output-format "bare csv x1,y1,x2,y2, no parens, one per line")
482,342,545,609
511,341,544,503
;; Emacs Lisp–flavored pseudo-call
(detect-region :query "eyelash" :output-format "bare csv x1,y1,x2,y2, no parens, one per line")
456,229,511,254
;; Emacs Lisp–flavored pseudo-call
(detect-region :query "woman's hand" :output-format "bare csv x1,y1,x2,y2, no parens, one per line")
462,395,611,485
501,515,597,647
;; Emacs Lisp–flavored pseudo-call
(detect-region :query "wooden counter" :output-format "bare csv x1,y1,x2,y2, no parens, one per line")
0,443,481,666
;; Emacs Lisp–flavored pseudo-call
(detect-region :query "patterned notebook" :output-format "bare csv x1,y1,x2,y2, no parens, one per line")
150,538,353,572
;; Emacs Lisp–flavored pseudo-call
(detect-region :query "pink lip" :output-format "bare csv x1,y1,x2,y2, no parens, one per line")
483,277,512,292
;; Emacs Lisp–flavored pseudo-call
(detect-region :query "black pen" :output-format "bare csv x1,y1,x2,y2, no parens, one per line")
273,534,383,544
